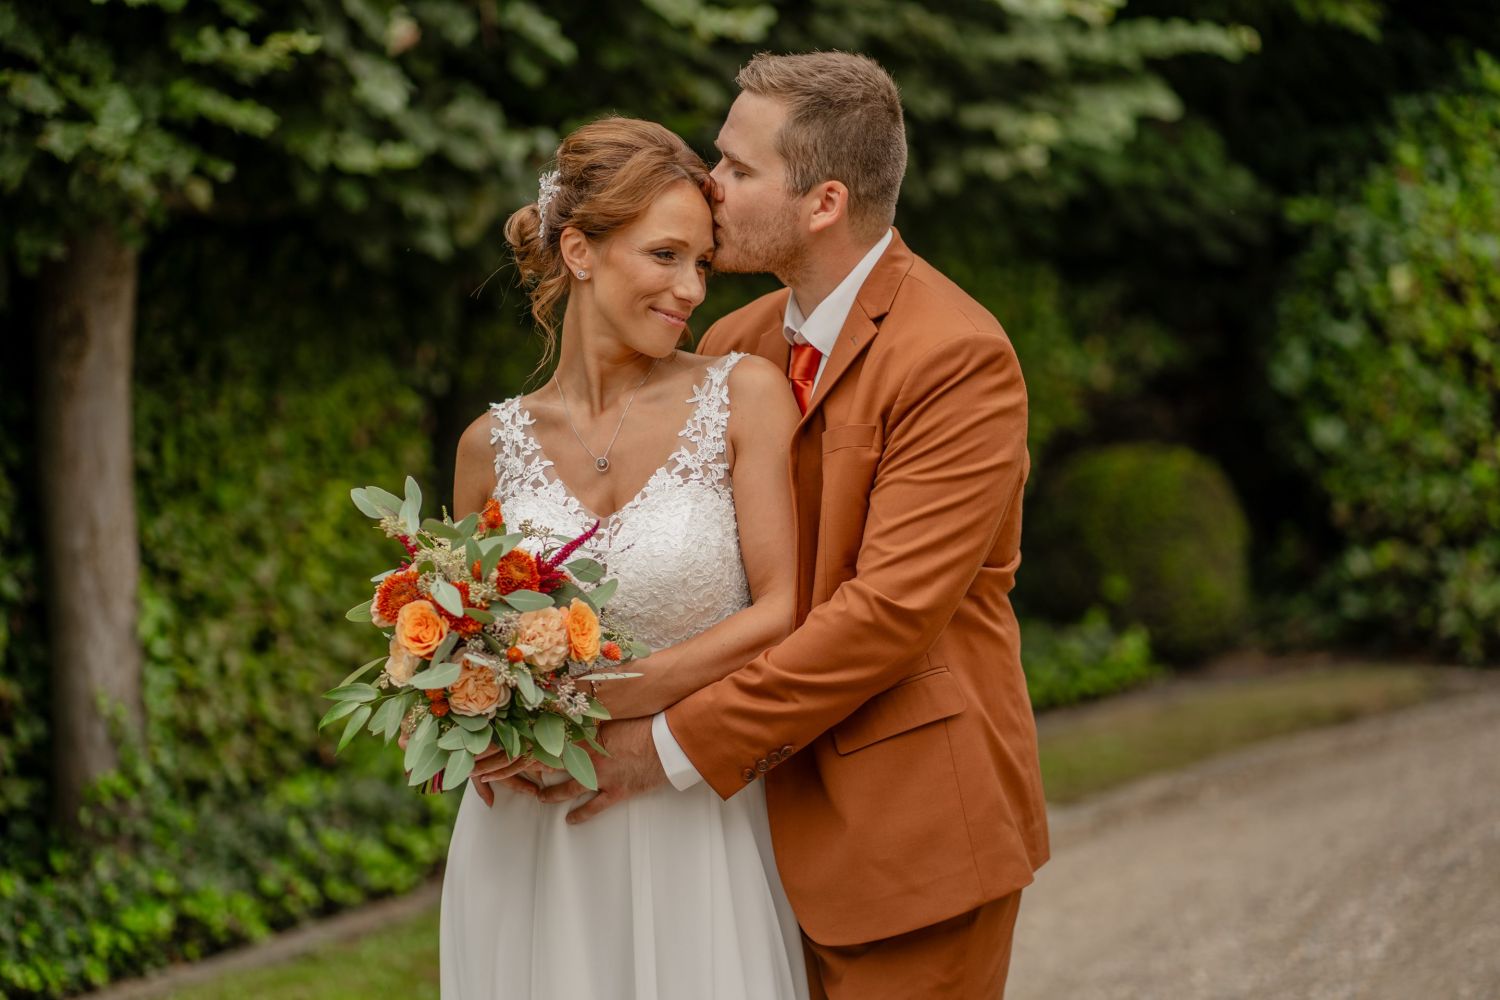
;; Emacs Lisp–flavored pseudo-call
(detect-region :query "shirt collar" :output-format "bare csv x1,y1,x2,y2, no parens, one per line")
782,229,894,354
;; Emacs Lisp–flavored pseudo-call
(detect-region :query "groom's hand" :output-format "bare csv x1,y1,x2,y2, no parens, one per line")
469,744,546,806
537,717,667,823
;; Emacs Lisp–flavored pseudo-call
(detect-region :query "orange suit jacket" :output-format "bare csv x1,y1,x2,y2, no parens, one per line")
669,230,1049,946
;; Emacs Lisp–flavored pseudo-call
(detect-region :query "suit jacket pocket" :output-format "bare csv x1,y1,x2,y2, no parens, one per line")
832,667,966,754
821,422,880,454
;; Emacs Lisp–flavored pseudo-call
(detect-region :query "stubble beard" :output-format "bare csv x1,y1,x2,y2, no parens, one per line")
713,201,807,284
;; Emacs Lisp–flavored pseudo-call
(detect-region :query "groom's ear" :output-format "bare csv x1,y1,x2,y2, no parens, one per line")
806,180,850,235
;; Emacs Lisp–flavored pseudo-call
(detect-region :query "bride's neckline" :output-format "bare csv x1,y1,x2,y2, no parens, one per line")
511,357,728,524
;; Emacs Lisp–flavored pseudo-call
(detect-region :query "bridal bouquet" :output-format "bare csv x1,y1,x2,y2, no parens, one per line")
321,477,646,793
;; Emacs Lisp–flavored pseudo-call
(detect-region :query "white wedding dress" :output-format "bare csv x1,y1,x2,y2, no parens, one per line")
440,352,808,1000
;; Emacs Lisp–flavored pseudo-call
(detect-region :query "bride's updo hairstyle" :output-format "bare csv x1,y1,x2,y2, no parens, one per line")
505,117,709,365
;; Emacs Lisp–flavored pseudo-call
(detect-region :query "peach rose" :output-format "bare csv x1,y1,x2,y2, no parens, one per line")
449,656,508,717
515,606,569,671
385,635,421,687
396,599,448,658
566,598,600,662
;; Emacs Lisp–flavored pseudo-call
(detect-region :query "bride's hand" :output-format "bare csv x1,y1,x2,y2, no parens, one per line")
469,743,547,807
594,670,670,721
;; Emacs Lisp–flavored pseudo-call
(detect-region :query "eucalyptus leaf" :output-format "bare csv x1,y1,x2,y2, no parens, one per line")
422,518,461,541
318,699,361,729
462,726,492,755
366,485,404,514
408,740,446,785
369,697,407,740
533,713,566,756
339,656,386,687
496,721,521,759
382,692,414,741
561,742,598,790
531,745,563,769
370,569,395,583
465,607,495,624
514,669,541,708
438,726,469,751
399,493,419,536
452,711,490,732
404,475,423,511
407,660,461,689
432,631,460,665
454,512,480,541
404,714,436,770
586,578,619,607
351,488,384,519
444,748,476,787
345,599,374,623
501,589,553,612
338,705,372,752
576,672,641,682
478,533,522,555
324,683,378,702
431,578,464,616
581,698,611,720
465,537,481,571
481,632,508,657
584,733,606,755
565,557,605,583
626,640,653,660
549,581,586,605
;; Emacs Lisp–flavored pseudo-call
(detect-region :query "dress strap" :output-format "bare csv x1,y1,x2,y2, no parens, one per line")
667,352,744,487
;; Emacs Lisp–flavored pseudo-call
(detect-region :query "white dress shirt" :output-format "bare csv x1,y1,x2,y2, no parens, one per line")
651,230,895,791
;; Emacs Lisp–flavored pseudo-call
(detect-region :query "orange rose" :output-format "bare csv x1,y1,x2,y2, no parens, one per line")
395,599,448,658
566,598,600,662
449,656,508,717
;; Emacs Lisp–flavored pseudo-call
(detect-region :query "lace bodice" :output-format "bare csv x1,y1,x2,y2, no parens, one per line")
488,353,752,650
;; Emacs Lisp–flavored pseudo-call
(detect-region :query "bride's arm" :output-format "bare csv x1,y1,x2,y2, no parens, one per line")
598,356,800,719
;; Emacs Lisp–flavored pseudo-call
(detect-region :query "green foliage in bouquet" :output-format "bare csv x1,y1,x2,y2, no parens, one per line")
329,477,646,793
1023,443,1251,661
1269,54,1500,663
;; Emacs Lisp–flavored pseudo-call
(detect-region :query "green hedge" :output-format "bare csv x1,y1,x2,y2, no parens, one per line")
1022,610,1163,712
0,231,474,997
1023,443,1251,661
1269,55,1500,663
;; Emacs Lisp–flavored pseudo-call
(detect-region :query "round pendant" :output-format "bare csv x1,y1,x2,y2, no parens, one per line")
595,457,610,473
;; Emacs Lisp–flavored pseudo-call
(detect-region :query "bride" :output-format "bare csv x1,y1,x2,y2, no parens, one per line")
441,117,808,999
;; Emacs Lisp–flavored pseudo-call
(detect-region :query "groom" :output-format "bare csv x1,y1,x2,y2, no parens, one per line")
570,52,1047,996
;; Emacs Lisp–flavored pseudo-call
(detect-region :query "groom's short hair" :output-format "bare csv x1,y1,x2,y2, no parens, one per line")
736,51,906,239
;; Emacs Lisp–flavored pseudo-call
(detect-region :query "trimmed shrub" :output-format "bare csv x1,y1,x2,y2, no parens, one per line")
1269,54,1500,663
1022,610,1162,711
1023,443,1251,661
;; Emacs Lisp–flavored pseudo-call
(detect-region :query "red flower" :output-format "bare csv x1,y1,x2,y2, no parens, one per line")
437,580,485,637
374,569,421,625
480,498,505,531
494,549,541,595
600,641,622,661
429,699,450,718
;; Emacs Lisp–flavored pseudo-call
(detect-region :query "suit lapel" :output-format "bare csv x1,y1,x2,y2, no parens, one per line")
797,230,914,428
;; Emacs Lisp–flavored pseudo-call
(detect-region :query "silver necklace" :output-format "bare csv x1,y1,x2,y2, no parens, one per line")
554,358,660,473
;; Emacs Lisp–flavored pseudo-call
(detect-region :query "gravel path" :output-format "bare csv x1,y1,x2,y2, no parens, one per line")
1008,687,1500,1000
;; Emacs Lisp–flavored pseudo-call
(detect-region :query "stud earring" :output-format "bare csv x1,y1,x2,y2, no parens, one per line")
576,269,588,279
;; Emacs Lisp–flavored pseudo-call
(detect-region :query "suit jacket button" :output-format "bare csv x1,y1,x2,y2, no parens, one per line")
768,751,783,765
742,768,756,782
781,745,794,756
756,759,770,772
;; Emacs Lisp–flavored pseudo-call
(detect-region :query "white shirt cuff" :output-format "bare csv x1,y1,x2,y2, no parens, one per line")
652,711,704,790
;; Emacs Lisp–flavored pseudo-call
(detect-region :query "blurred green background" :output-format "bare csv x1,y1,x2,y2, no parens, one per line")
2,0,1497,996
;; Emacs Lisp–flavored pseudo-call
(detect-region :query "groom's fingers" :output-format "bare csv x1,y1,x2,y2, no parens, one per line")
472,755,535,782
565,790,621,825
471,776,495,807
535,779,587,804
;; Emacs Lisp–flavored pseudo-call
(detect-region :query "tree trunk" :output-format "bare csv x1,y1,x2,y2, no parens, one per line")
36,224,144,829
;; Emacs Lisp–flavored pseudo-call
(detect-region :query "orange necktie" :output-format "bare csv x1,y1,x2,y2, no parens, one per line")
788,342,822,415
